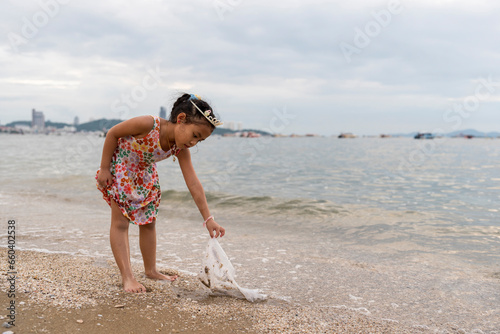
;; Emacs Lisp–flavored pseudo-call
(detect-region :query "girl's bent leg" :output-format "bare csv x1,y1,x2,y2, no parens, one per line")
110,200,146,293
139,221,177,281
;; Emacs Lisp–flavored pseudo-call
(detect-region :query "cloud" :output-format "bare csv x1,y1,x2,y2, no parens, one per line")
0,0,499,134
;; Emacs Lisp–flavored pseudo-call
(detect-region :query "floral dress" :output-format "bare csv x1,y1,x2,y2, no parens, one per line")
96,116,180,225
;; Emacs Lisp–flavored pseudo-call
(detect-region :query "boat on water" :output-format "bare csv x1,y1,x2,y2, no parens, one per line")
414,132,434,139
338,133,356,138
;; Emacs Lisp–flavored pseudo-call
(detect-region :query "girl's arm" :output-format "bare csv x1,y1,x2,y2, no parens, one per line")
97,116,154,188
177,148,225,238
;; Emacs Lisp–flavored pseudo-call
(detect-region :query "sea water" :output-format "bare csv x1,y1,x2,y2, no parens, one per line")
1,133,499,332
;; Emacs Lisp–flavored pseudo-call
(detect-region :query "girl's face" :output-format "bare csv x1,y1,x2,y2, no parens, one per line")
175,122,213,149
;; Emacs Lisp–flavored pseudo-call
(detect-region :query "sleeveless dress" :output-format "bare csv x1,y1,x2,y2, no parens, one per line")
95,116,180,225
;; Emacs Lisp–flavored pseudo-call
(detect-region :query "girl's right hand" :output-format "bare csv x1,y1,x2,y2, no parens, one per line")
206,219,226,238
97,168,113,188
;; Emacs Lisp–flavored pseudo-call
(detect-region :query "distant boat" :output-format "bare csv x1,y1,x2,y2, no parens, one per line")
241,131,261,138
414,133,434,139
454,133,475,139
338,133,356,138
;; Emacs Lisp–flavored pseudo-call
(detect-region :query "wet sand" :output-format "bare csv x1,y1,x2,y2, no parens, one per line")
0,250,431,333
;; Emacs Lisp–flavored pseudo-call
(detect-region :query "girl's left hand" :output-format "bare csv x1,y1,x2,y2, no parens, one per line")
206,219,225,238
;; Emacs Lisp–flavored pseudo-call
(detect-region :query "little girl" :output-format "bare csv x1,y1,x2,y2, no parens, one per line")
96,93,225,293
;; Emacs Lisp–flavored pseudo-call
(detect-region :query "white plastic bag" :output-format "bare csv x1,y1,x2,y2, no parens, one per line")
199,238,267,302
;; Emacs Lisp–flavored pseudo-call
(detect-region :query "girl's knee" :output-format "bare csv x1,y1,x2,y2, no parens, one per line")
111,219,130,231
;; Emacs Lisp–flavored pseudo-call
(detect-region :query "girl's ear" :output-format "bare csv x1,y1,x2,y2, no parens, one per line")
176,113,186,124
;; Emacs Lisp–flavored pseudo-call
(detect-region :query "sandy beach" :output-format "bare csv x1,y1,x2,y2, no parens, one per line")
0,250,428,334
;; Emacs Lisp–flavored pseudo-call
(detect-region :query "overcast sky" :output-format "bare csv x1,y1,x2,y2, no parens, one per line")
1,0,499,135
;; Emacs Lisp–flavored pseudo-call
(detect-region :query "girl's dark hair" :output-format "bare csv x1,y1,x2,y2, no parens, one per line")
169,93,217,131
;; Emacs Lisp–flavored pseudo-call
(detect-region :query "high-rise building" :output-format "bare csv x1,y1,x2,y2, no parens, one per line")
31,109,45,129
226,121,235,131
159,106,167,119
74,116,79,126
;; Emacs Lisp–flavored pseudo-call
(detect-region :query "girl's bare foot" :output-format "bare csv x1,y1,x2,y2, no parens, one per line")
145,270,178,281
123,276,146,293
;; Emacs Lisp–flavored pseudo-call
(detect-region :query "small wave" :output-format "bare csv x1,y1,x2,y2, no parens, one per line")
0,246,101,257
161,190,343,218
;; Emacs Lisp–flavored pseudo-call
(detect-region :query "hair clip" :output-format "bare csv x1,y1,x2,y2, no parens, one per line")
190,100,223,127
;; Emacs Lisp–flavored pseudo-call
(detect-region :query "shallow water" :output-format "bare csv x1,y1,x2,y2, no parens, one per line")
1,134,499,332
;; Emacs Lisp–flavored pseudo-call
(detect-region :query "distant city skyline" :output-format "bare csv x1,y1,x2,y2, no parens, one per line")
2,106,499,137
2,105,499,137
4,107,247,133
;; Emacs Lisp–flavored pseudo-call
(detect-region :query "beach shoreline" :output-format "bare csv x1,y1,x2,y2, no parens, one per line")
0,249,424,333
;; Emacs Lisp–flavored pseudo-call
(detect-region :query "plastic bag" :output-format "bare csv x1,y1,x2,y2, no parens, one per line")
199,238,267,302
